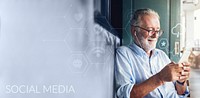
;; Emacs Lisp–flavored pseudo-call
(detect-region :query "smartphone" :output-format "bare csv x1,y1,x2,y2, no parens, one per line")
178,50,191,63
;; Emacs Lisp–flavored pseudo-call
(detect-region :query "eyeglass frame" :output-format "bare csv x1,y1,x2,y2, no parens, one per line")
132,25,164,36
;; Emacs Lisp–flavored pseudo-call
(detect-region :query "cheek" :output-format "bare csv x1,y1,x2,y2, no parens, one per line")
139,32,149,39
143,35,149,41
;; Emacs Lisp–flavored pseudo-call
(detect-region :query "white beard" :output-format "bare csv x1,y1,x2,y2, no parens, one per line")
138,36,157,52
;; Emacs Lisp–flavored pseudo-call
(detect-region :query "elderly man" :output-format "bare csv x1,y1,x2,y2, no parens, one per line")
115,8,190,98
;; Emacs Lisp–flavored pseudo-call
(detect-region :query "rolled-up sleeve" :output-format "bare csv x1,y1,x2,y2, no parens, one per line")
115,48,135,98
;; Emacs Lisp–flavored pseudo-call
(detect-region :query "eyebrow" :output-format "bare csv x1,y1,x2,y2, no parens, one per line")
146,27,160,30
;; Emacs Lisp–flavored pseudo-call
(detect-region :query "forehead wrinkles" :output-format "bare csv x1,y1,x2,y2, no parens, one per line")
140,15,160,28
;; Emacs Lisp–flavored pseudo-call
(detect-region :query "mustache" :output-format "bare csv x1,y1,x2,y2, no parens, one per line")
147,37,157,41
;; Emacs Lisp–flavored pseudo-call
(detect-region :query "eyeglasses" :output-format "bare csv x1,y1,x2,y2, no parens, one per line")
134,26,163,36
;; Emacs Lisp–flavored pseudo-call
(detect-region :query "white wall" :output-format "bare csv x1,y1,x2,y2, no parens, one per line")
185,11,195,48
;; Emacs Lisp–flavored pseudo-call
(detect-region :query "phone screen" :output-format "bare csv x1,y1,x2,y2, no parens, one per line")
179,51,191,63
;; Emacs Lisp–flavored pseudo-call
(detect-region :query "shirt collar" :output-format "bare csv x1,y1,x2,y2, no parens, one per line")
128,42,158,57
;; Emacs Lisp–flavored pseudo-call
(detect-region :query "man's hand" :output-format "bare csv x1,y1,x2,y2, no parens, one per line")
177,62,191,83
175,62,190,95
157,62,183,83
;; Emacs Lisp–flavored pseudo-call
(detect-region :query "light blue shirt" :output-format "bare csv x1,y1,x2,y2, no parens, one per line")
115,43,189,98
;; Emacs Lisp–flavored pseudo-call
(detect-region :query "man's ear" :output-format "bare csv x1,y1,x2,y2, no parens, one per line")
131,27,136,36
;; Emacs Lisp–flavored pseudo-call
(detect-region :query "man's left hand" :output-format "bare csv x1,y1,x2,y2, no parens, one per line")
178,62,191,83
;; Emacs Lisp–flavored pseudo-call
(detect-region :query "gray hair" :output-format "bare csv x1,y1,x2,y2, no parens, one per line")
131,8,160,26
